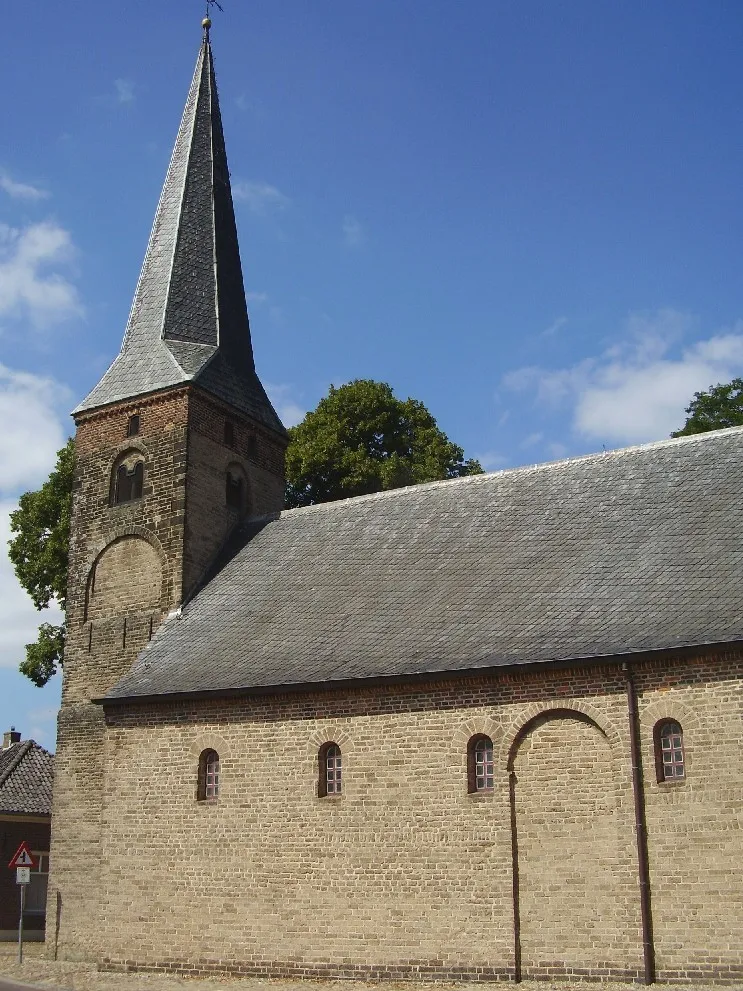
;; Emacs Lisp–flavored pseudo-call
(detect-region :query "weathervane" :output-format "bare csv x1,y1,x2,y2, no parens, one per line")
203,0,224,34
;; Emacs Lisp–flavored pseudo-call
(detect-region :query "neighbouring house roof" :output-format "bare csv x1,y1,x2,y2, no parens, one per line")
0,741,54,817
103,426,743,704
74,32,285,437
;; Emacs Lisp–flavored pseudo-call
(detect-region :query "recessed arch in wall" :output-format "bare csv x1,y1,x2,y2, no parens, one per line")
225,459,252,517
506,706,636,981
85,534,164,621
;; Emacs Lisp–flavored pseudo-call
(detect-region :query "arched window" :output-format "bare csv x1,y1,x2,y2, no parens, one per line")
468,735,494,793
113,458,144,504
247,434,258,460
225,471,243,510
197,749,220,800
655,721,685,782
318,743,342,797
127,413,140,437
224,420,235,447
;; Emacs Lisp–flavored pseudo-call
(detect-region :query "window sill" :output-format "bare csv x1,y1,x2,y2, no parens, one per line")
656,778,687,787
196,798,219,805
468,789,495,799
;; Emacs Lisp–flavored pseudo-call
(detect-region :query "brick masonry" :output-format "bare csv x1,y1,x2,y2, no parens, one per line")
48,383,286,961
47,384,743,984
51,630,743,982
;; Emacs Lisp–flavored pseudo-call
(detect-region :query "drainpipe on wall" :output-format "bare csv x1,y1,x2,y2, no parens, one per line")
509,770,522,983
623,661,655,985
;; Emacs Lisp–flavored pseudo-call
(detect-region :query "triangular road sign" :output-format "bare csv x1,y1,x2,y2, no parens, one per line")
8,841,37,870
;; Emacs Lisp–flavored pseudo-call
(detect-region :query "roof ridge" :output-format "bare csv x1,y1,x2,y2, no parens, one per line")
264,425,743,521
0,740,33,789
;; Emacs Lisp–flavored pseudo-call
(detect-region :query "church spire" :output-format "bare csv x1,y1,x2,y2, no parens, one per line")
76,25,284,436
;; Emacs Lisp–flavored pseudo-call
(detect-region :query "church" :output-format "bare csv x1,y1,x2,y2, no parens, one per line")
47,19,743,985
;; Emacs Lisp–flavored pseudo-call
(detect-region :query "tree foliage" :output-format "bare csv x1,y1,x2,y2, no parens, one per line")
672,378,743,437
285,379,482,508
8,438,74,686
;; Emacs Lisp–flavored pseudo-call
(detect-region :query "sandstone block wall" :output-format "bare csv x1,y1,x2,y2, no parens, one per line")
183,390,286,598
70,649,743,984
48,385,286,962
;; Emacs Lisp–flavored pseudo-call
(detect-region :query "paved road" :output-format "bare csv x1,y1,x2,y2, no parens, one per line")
0,978,60,991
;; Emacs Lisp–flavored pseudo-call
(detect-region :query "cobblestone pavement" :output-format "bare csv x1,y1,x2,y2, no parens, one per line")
0,946,732,991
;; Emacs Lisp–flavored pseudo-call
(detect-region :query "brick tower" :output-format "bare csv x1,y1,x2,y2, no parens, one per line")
48,21,287,959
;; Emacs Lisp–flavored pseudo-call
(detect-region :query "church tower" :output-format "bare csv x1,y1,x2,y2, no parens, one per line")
48,20,286,958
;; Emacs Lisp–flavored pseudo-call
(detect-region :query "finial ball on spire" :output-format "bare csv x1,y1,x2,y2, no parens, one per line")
202,16,212,31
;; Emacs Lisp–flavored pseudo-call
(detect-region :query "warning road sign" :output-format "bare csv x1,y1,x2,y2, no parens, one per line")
8,842,37,870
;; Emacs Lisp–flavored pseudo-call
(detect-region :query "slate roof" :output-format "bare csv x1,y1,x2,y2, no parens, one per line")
75,31,285,437
103,426,743,703
0,742,54,817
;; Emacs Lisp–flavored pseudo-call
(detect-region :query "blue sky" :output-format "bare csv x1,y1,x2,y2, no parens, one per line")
1,1,742,750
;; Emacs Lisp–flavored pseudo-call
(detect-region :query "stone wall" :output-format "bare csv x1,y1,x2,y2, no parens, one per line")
48,384,286,962
183,390,286,599
68,648,743,984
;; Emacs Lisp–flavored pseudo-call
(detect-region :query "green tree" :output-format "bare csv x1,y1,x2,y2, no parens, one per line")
8,438,74,686
672,378,743,437
285,379,482,508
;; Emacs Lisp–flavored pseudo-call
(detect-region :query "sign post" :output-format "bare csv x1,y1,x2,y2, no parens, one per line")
8,842,37,965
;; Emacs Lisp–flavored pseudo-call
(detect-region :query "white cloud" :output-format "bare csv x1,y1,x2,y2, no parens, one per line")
232,181,289,214
0,173,49,201
342,214,364,247
0,500,64,671
114,78,135,104
266,383,306,428
0,365,71,491
246,291,269,305
541,316,567,338
0,366,69,685
476,451,508,472
504,309,743,445
0,221,83,329
521,431,543,448
25,703,60,748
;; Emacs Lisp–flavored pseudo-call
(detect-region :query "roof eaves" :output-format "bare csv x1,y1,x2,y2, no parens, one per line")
93,637,743,709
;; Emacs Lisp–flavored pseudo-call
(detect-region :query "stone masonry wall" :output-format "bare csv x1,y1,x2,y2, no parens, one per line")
182,390,286,599
513,713,638,977
48,389,190,961
85,648,742,984
48,385,286,962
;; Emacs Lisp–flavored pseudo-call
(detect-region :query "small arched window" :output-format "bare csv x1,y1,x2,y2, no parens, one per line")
247,434,258,461
113,459,144,504
197,749,220,800
655,721,685,782
224,420,235,447
225,471,243,510
468,735,494,793
318,743,342,797
127,413,140,437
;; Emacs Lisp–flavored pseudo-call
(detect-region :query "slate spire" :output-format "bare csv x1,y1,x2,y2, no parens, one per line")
76,27,285,435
